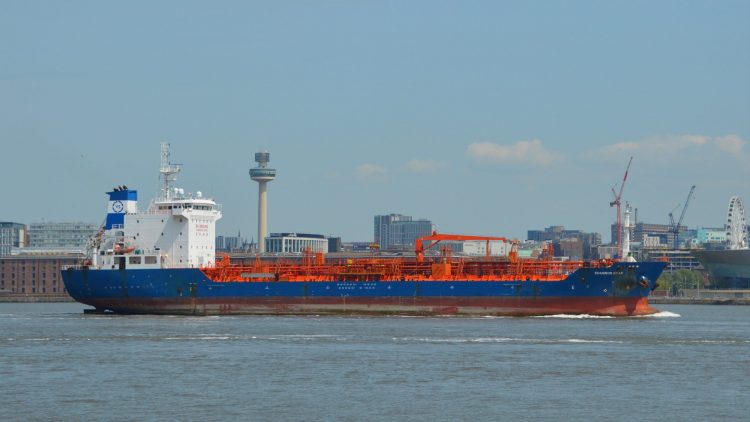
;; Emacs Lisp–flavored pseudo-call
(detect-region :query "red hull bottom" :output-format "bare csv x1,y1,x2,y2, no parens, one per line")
82,296,659,317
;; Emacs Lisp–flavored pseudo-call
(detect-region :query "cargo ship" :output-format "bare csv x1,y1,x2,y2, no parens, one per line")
62,146,665,316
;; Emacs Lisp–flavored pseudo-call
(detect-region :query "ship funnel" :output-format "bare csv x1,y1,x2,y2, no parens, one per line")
105,188,138,230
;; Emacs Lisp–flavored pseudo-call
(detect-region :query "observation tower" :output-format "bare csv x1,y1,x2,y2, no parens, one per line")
249,151,276,253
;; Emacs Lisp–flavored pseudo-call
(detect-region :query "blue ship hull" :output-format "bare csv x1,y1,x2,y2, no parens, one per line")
62,261,666,316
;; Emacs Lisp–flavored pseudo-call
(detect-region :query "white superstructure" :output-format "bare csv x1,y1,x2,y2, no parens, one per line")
90,143,222,270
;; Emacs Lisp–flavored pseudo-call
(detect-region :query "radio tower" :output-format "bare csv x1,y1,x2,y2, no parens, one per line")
250,152,276,253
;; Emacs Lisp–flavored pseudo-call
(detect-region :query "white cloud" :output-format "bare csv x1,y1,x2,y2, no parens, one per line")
597,134,746,159
355,163,387,180
404,159,447,174
466,139,562,166
715,135,744,155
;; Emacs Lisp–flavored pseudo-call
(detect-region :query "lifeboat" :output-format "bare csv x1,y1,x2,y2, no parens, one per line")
114,243,136,254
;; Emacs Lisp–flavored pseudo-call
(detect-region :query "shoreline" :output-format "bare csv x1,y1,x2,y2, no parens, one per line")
649,297,750,305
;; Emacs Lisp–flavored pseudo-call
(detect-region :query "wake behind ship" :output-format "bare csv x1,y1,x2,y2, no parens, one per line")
62,145,665,317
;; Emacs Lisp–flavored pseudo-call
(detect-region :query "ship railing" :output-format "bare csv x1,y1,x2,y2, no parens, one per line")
200,256,591,283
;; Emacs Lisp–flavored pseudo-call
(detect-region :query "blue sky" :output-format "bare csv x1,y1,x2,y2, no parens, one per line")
1,0,748,242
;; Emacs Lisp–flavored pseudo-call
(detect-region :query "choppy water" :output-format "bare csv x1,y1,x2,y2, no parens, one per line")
1,303,748,421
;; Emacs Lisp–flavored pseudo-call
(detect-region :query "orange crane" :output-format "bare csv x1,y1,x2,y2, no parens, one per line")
610,156,633,258
415,231,509,263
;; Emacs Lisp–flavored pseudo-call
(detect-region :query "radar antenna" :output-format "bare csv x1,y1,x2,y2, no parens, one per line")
159,142,181,200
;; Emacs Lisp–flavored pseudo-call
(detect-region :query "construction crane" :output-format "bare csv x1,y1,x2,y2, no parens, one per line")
609,156,633,258
669,185,696,250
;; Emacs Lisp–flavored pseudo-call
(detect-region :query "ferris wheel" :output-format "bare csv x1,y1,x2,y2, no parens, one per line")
726,196,747,249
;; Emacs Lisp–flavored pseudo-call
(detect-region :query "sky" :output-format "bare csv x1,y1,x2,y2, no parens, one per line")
1,0,749,243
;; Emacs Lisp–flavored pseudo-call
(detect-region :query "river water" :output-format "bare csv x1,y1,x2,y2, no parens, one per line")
1,303,748,421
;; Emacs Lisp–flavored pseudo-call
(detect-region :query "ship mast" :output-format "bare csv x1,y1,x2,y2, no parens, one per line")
610,156,633,259
159,142,181,201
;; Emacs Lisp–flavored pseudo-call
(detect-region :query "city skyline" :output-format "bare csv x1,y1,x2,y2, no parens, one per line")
1,1,748,241
3,214,745,246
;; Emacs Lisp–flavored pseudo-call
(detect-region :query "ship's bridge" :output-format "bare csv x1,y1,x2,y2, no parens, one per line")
151,198,221,216
149,190,222,217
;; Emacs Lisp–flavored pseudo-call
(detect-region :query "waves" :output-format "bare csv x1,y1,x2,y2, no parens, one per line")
530,310,681,319
161,334,345,341
6,335,747,345
391,337,624,344
637,310,681,318
532,314,615,319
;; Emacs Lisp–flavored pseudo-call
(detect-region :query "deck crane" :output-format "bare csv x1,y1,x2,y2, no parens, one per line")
669,185,696,250
415,231,509,263
609,156,633,258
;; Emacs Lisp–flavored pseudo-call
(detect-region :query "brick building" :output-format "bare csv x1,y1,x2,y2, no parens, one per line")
0,254,81,296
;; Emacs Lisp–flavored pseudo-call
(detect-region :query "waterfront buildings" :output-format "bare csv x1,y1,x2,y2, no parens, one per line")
696,228,727,245
327,237,342,253
27,222,99,252
446,240,512,256
265,233,328,254
527,226,601,260
374,214,433,251
0,254,81,295
0,222,26,256
216,233,250,252
0,222,92,297
342,242,375,252
597,245,620,260
644,250,702,272
611,222,686,249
